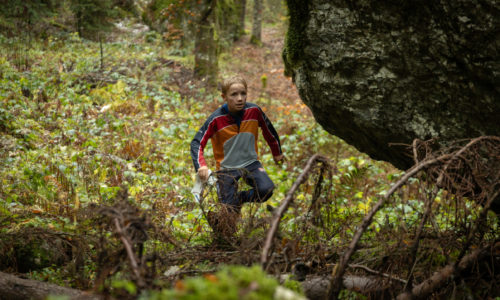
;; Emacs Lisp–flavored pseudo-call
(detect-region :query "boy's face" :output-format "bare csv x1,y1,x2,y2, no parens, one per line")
223,83,247,113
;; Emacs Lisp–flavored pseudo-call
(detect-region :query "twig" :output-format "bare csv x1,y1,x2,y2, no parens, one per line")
412,138,420,164
454,187,500,265
436,136,498,186
261,154,329,266
169,268,218,277
348,264,407,284
113,218,145,287
99,34,104,70
404,187,438,291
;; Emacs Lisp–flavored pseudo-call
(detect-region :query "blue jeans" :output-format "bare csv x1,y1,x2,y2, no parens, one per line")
216,161,275,211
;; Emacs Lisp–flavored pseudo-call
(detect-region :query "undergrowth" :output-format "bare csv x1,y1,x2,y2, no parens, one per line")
0,20,498,299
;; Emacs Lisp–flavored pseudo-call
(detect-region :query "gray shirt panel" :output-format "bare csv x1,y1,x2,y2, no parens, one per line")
220,132,258,169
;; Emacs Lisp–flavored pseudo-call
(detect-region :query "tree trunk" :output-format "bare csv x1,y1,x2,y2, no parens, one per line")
218,0,243,42
0,271,101,300
238,0,246,34
194,0,218,89
250,0,262,44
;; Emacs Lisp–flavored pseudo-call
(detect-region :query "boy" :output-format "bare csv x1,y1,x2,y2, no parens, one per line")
190,76,284,231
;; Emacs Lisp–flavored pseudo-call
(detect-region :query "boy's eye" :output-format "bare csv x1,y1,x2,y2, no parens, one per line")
230,91,246,97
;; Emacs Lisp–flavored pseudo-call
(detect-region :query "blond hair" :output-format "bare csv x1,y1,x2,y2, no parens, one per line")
221,76,247,96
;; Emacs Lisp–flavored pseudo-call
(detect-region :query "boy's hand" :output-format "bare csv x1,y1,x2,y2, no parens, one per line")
273,154,285,165
198,166,209,182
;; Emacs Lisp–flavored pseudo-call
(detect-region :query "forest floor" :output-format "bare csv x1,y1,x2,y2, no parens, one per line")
0,17,498,299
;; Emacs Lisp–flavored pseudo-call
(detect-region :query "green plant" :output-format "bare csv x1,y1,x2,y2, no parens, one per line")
144,265,302,300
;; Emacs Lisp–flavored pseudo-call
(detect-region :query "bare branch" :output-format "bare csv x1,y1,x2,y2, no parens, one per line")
328,152,452,299
404,187,438,290
348,264,407,284
113,218,145,287
261,154,330,266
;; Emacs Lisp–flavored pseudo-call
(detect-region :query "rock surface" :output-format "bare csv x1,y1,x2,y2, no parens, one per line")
283,0,499,169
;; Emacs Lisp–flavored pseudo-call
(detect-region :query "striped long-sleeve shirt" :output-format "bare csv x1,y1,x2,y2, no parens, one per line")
190,103,282,171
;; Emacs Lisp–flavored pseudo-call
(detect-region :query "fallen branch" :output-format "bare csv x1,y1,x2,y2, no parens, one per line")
396,242,500,300
261,154,330,267
0,271,101,300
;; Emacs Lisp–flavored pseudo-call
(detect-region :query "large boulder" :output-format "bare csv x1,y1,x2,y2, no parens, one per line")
283,0,500,170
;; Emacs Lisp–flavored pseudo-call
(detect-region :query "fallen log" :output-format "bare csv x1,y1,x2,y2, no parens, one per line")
302,275,400,299
0,271,101,300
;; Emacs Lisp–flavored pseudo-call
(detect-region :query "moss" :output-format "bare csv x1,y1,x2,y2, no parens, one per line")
250,34,263,46
283,0,310,77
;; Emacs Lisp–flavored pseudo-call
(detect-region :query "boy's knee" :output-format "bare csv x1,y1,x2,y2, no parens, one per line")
257,183,274,202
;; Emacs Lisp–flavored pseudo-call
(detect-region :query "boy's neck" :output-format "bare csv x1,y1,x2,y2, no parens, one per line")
223,103,243,115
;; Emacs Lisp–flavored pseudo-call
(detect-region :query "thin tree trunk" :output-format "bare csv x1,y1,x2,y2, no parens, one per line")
251,0,262,44
238,0,247,34
194,0,218,88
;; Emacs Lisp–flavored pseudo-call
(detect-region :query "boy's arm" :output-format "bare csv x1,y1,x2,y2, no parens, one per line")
190,119,216,173
258,107,283,160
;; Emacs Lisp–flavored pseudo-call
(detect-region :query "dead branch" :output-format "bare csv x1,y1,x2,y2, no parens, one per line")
261,154,330,267
412,138,420,164
404,187,438,290
328,152,452,299
454,187,500,265
436,136,499,186
348,264,407,285
329,136,500,299
96,198,151,290
396,242,500,300
113,218,145,287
